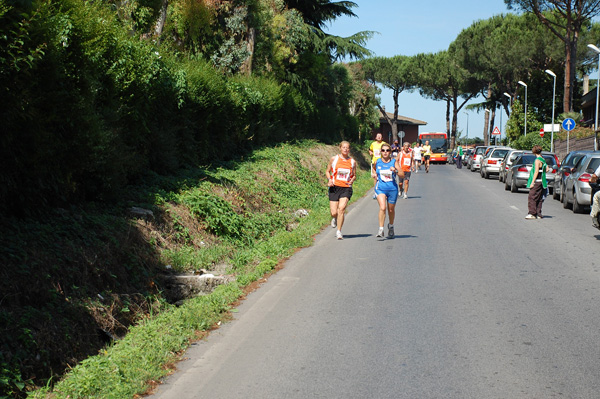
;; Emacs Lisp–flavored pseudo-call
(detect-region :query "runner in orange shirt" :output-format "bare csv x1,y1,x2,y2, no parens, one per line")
398,142,414,199
326,141,356,240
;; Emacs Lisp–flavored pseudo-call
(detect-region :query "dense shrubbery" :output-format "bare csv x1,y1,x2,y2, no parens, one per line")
0,0,358,216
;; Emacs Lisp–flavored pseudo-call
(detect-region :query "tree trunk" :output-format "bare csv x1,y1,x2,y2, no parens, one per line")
483,84,492,145
489,108,496,145
240,27,255,76
154,0,168,39
446,99,451,143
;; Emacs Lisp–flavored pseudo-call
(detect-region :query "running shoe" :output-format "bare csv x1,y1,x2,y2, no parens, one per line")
525,214,536,220
376,227,384,238
372,194,376,199
387,225,394,238
403,193,408,199
336,230,343,240
331,217,337,228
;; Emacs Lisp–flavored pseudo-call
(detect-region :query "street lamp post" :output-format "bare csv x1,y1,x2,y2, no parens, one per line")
496,101,502,145
463,112,469,147
518,81,527,137
503,92,512,145
485,108,491,145
545,69,556,152
588,44,600,151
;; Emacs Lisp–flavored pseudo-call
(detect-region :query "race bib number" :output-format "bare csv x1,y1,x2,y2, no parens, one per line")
403,157,411,166
337,168,350,182
380,169,393,182
374,149,381,158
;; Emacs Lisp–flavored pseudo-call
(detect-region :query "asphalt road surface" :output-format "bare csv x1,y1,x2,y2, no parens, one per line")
151,163,600,399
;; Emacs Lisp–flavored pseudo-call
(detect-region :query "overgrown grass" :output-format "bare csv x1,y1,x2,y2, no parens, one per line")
26,140,372,398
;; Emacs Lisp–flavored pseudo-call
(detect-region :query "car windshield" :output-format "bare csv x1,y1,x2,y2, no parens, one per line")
586,158,600,173
476,148,485,155
518,154,556,166
491,149,509,158
509,152,522,162
569,154,588,167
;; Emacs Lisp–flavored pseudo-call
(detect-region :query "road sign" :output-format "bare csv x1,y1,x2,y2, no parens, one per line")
562,118,576,131
492,126,501,135
544,124,560,132
539,128,544,138
398,131,405,138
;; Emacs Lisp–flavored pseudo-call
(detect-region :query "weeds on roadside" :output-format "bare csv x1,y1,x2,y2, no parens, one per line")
25,141,372,398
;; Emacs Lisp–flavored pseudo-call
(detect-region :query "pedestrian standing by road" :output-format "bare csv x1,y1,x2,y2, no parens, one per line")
398,142,414,199
369,133,388,199
455,143,463,169
422,140,432,173
525,145,552,220
326,141,356,239
589,165,600,228
373,143,399,238
413,141,423,172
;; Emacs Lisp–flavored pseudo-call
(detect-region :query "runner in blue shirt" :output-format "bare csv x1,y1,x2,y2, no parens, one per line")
373,143,399,238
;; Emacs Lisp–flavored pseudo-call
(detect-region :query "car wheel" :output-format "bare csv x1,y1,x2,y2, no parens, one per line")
552,184,560,200
510,178,518,193
499,173,504,183
563,189,571,209
504,177,510,191
484,171,489,179
573,193,582,213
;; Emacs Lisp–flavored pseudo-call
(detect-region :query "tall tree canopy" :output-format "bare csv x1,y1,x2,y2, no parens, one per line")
504,0,600,112
360,55,417,142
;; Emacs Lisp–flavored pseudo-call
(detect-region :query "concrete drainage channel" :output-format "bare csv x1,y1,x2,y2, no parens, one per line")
160,266,235,305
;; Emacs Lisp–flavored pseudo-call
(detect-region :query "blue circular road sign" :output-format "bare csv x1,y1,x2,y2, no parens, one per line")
562,118,576,131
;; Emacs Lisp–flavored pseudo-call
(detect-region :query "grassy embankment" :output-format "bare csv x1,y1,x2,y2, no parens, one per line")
25,140,372,398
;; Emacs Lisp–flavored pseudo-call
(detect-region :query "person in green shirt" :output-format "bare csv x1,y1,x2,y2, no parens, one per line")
525,145,552,219
455,144,463,169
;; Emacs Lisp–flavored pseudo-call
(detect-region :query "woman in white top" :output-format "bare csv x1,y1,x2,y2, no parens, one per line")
412,141,423,172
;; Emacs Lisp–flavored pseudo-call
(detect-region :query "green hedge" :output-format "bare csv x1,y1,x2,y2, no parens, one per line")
0,0,356,216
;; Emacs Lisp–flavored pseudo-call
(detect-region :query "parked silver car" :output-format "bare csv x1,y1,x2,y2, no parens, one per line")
498,149,524,183
480,147,511,179
562,153,600,213
470,146,488,172
553,150,595,201
504,152,558,193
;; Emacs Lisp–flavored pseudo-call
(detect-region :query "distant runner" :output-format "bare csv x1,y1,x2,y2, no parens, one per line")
373,143,399,238
398,142,414,199
413,141,423,172
326,141,357,240
422,140,432,173
369,133,388,199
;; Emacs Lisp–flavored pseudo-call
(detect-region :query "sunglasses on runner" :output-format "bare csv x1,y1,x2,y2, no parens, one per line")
381,149,391,152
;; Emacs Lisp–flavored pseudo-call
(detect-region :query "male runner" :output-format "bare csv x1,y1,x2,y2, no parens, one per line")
422,140,432,173
369,133,388,199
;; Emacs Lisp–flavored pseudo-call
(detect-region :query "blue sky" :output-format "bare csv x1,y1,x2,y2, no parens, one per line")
324,0,529,140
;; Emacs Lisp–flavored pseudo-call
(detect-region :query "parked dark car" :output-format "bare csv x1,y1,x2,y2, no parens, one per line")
504,152,558,193
553,150,595,201
463,149,473,167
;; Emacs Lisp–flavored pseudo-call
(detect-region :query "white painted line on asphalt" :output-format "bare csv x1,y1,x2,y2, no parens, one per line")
510,205,520,211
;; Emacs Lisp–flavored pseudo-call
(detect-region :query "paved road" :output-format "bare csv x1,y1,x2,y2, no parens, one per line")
151,164,600,399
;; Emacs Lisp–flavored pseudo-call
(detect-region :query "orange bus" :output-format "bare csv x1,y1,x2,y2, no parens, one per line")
419,132,448,163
